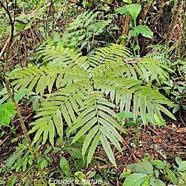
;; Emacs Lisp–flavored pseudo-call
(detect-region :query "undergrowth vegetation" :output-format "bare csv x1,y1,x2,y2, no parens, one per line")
0,0,186,185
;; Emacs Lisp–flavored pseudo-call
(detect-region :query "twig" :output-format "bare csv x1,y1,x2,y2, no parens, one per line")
0,1,14,44
146,125,159,135
0,34,11,59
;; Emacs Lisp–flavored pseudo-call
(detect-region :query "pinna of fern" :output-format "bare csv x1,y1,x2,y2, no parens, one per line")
8,44,176,167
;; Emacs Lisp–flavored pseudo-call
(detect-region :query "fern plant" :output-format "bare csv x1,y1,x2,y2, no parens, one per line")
7,43,176,167
39,10,111,53
61,10,111,49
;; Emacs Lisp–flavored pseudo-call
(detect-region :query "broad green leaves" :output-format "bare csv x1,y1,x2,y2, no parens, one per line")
0,100,15,126
125,4,141,21
115,4,153,40
60,157,71,176
115,4,141,20
123,173,149,186
0,89,28,126
133,25,153,39
122,159,166,186
178,161,186,172
122,157,186,186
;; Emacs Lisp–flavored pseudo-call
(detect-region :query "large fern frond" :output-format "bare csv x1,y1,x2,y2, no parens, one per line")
9,66,89,96
7,43,176,167
91,45,169,83
38,10,111,52
37,45,90,69
88,44,132,68
61,10,111,49
29,82,91,146
93,74,175,124
68,93,126,167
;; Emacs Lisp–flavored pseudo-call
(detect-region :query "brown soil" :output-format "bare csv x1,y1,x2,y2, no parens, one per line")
0,105,186,177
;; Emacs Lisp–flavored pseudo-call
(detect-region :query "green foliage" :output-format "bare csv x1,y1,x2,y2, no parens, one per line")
118,111,165,127
116,4,142,21
68,93,125,167
1,1,185,185
37,44,89,68
0,100,15,126
181,61,186,76
146,46,186,115
0,89,28,127
133,25,153,39
6,143,34,172
15,4,48,31
115,3,153,54
44,10,111,51
8,43,175,166
121,157,186,186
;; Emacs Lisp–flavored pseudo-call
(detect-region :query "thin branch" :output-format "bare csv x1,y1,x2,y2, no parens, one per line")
0,1,14,44
0,34,11,59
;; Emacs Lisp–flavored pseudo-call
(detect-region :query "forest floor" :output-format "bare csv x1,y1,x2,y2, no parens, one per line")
1,105,186,175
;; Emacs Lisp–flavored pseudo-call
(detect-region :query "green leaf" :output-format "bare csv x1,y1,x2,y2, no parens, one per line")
115,6,130,15
65,148,82,159
75,171,86,180
142,178,150,186
15,22,25,31
87,171,96,178
122,0,132,3
100,127,122,152
33,127,44,145
150,177,165,186
175,157,182,165
178,161,186,172
0,180,4,185
151,160,166,169
14,89,28,102
87,131,100,166
40,158,48,170
7,176,17,186
100,134,117,168
72,117,97,143
141,159,154,174
48,120,55,147
0,100,15,126
157,104,176,121
166,168,178,184
60,157,71,176
125,4,141,20
133,25,153,39
6,149,24,168
82,125,99,158
123,173,148,186
120,172,131,179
